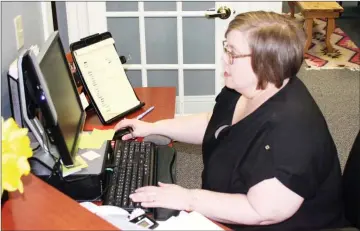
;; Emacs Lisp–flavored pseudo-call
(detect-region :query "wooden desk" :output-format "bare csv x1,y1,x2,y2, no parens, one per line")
288,1,344,53
84,87,176,131
2,174,118,230
2,174,231,231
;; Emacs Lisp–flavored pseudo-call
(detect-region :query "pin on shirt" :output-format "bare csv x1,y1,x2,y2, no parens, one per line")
214,125,230,139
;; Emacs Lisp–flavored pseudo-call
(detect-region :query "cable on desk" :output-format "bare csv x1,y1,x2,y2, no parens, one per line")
30,156,89,183
46,159,91,183
60,174,90,183
91,167,115,201
88,184,111,202
47,158,61,181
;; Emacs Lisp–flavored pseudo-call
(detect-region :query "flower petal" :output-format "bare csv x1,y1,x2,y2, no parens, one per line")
2,117,33,194
17,157,31,175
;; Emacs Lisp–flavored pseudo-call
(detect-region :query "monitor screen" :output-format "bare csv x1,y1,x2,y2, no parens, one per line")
38,33,83,158
22,31,86,166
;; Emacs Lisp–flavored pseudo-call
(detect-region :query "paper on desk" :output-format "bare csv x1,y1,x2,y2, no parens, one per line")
89,129,115,148
78,133,94,149
62,155,88,177
91,128,116,141
78,129,115,149
80,202,149,230
85,132,103,149
81,150,101,161
155,211,224,230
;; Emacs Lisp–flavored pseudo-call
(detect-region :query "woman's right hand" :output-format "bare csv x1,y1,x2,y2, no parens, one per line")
114,118,155,140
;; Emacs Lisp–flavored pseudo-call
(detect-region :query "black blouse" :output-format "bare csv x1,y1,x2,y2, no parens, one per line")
201,76,347,230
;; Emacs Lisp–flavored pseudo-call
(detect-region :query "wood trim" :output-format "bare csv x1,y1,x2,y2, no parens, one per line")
302,11,340,19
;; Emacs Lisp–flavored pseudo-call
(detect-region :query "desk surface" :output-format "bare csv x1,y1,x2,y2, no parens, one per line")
1,174,118,230
2,175,231,231
84,87,176,131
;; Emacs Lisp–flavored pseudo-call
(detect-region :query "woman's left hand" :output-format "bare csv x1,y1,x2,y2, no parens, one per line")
129,182,192,211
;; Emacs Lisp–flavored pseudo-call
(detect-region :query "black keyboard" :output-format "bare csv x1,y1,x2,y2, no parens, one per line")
103,140,156,212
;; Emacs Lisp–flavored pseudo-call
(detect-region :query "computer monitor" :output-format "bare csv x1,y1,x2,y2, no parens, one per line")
21,31,85,167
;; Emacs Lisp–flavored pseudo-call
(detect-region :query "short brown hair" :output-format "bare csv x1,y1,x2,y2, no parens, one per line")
225,11,306,89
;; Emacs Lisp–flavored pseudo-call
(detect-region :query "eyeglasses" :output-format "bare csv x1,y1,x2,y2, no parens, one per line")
223,40,251,65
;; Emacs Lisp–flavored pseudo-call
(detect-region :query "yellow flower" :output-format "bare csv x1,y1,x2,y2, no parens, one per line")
2,117,33,194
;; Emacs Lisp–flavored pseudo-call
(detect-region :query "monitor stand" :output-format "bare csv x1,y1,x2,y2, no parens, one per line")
30,142,60,176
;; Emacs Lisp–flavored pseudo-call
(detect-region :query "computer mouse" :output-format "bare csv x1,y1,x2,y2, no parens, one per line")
113,127,133,140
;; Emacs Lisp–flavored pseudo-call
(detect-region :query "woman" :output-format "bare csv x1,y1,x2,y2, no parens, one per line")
115,11,347,230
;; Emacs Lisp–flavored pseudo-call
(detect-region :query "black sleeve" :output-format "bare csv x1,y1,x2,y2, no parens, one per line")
248,120,321,199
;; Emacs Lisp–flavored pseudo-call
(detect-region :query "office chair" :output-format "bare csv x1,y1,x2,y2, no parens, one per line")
342,129,360,230
320,130,360,231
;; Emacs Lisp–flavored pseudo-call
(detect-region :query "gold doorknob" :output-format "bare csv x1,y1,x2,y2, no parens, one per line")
205,6,232,20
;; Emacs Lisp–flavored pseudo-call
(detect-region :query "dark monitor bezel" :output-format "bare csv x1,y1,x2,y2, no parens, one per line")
23,31,86,167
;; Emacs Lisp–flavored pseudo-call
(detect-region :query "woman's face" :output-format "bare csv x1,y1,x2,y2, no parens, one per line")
222,30,258,93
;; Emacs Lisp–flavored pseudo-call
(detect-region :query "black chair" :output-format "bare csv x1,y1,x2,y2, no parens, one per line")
342,130,360,230
321,131,360,231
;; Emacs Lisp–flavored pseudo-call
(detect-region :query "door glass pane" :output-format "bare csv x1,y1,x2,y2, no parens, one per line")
147,70,179,96
145,18,177,64
125,70,142,87
182,1,215,11
106,1,138,11
183,18,215,64
107,18,141,64
144,1,176,11
184,70,215,96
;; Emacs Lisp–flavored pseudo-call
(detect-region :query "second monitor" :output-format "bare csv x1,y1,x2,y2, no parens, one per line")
21,31,85,167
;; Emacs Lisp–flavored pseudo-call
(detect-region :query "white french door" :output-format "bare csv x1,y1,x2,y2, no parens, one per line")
66,1,282,116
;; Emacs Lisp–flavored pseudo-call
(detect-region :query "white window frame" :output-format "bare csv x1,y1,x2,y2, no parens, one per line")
41,2,54,41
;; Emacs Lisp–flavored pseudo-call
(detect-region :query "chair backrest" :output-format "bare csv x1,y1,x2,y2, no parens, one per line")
342,130,360,228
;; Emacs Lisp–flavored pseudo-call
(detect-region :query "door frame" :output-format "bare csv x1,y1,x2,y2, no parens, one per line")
41,2,54,41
